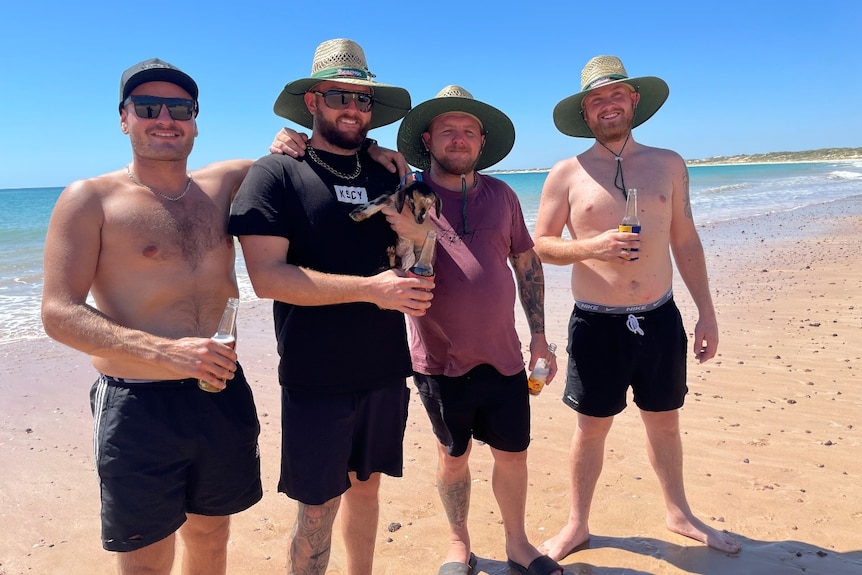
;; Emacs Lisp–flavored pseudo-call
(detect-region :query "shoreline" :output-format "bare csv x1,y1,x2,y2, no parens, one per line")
487,155,862,175
3,198,862,574
4,153,860,191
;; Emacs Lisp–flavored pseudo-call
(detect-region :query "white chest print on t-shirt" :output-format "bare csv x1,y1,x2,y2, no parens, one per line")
335,186,369,204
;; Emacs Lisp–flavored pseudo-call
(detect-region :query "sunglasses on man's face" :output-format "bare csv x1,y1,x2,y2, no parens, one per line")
123,95,197,121
311,90,374,113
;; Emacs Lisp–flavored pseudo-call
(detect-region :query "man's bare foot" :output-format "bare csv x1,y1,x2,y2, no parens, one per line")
539,529,591,562
667,515,740,553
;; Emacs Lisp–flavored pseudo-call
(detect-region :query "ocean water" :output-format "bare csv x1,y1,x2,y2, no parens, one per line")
2,161,861,344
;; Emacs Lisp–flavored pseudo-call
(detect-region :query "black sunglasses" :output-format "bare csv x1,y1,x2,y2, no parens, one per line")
123,95,197,121
311,90,374,113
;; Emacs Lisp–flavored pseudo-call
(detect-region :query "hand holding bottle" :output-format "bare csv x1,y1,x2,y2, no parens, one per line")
198,297,239,393
527,342,557,396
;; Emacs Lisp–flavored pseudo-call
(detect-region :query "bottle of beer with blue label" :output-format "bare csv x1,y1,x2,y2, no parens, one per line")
618,188,640,261
408,230,437,280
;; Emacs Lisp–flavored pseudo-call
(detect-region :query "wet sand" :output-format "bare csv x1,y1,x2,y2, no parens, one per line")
2,197,862,574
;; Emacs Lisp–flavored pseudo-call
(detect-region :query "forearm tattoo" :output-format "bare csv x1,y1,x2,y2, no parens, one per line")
511,252,545,334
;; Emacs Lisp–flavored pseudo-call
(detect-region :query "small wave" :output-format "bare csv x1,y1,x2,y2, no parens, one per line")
698,183,750,195
827,171,862,180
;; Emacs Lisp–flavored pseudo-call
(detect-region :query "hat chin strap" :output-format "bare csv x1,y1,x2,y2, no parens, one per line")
428,151,479,236
459,173,478,234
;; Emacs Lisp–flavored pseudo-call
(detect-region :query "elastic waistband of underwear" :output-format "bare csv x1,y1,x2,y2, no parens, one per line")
575,288,673,315
100,374,199,386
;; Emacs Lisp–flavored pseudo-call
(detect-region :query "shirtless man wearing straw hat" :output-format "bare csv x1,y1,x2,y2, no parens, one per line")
534,55,740,559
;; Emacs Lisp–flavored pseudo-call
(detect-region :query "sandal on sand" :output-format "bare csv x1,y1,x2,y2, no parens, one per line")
507,555,563,575
438,552,478,575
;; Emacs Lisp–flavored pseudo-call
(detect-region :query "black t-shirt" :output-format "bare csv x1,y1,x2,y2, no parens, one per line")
228,151,411,393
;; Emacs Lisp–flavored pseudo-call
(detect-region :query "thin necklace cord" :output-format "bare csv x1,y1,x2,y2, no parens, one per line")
596,133,631,200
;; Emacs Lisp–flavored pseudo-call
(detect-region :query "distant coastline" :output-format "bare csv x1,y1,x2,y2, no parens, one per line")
488,146,862,175
685,146,862,167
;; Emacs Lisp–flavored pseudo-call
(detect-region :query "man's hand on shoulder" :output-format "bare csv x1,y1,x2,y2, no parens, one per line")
270,127,308,157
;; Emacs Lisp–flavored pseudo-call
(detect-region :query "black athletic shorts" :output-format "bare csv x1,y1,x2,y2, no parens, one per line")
413,364,530,458
564,299,688,417
90,364,262,552
278,381,409,505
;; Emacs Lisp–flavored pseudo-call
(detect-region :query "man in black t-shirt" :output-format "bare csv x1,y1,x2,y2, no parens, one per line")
229,38,432,575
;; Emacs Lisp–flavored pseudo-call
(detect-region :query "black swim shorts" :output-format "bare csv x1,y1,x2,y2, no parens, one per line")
278,380,409,505
413,364,530,458
90,364,262,552
563,299,688,417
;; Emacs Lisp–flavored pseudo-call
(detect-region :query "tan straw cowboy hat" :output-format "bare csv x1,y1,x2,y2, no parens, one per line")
273,38,411,130
397,85,515,171
554,55,669,138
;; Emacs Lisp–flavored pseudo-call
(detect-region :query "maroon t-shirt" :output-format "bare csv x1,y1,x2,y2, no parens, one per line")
409,173,534,377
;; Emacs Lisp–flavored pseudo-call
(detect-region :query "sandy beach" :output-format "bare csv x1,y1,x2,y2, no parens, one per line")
2,197,862,575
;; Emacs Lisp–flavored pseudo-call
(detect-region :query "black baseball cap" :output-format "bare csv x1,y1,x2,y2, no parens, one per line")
119,58,199,113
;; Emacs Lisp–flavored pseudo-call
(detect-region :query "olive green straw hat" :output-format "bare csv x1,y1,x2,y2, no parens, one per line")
273,38,411,129
397,85,515,171
553,55,669,138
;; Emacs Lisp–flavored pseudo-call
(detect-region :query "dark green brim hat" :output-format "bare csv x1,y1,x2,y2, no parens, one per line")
553,55,669,138
273,38,410,130
397,85,515,171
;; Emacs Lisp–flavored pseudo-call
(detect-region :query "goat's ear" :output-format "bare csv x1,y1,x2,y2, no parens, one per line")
434,193,442,216
393,189,406,213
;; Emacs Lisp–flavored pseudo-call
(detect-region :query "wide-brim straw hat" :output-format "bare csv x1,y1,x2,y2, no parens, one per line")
553,55,669,138
397,85,515,171
273,38,411,130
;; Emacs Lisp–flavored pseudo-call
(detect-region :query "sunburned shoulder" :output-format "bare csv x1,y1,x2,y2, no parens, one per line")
59,169,125,202
547,155,584,179
636,144,685,164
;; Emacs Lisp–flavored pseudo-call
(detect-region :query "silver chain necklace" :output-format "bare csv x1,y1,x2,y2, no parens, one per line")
306,146,362,180
126,165,193,201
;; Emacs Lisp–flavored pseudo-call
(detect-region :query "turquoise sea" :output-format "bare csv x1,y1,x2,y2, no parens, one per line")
2,161,861,344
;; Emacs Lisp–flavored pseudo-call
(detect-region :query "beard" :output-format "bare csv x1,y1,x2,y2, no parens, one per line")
431,148,479,176
588,108,634,145
315,110,369,150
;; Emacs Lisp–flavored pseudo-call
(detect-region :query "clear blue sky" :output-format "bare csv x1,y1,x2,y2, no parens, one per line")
1,1,860,189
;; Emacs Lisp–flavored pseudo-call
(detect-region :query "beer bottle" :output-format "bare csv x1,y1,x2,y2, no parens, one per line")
198,297,239,393
527,342,557,396
618,188,640,261
408,230,437,279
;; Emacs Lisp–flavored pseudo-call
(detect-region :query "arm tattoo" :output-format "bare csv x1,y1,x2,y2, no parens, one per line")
683,170,693,220
510,251,545,335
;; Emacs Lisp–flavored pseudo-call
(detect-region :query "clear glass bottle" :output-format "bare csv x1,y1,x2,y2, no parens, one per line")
527,342,557,396
618,188,640,261
198,297,239,393
408,230,437,279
